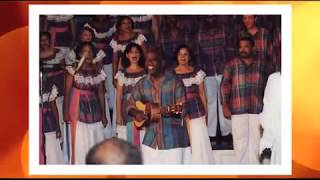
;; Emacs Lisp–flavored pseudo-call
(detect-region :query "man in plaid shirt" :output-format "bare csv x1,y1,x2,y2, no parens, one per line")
240,15,275,74
127,47,191,164
220,37,269,164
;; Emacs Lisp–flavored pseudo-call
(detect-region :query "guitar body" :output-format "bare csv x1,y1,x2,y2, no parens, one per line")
133,101,147,128
133,101,182,128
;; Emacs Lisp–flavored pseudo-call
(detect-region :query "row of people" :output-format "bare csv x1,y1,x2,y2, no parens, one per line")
40,37,280,165
39,15,281,164
41,14,281,143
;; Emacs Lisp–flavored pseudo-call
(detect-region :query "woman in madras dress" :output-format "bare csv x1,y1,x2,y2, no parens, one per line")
63,42,108,164
110,16,148,86
84,15,117,138
114,43,146,146
173,45,214,164
40,74,64,164
109,16,148,134
40,32,68,162
65,27,106,70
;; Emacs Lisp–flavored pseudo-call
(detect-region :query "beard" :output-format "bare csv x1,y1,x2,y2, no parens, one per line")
239,52,250,58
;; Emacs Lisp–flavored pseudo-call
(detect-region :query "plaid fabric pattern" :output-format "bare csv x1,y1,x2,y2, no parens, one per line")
175,69,206,119
40,77,59,133
197,25,228,76
43,71,65,97
78,89,102,124
41,103,59,133
240,27,275,73
220,57,269,115
160,30,189,68
272,28,281,72
119,70,146,125
127,71,190,150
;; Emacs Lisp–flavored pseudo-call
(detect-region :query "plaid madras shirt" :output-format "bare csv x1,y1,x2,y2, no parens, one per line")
240,27,275,73
197,24,228,76
175,68,206,120
127,71,190,150
220,57,269,115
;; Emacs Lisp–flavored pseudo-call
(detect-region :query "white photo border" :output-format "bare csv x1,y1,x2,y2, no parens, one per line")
29,4,292,175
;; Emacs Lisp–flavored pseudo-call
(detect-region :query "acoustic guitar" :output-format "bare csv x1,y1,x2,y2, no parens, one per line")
133,101,183,128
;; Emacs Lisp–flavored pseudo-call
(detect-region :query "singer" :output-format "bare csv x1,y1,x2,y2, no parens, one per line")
63,42,108,164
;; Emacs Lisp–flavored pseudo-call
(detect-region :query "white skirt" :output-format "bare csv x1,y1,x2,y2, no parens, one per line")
73,121,105,164
186,116,215,164
116,125,127,141
44,132,64,164
141,144,191,164
116,125,146,147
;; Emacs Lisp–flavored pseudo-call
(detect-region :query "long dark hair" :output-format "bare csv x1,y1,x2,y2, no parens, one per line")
121,42,145,69
40,31,51,42
115,16,134,32
173,44,196,67
79,27,95,42
75,42,97,60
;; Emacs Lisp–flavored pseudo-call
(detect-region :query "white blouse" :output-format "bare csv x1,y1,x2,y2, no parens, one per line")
74,69,107,87
109,34,147,53
46,15,73,22
83,23,116,39
40,85,58,103
114,71,145,86
181,70,206,87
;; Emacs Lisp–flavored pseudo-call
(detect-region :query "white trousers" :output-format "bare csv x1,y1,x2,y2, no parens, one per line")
44,132,64,164
187,116,215,164
231,114,261,164
55,96,69,163
103,64,117,137
141,145,191,164
73,121,105,164
204,75,232,137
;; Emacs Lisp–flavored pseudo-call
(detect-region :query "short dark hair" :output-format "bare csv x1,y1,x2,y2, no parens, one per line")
146,45,165,68
146,45,164,61
40,31,51,42
173,44,196,67
121,42,145,69
85,138,143,164
115,16,134,32
75,42,97,60
239,36,255,47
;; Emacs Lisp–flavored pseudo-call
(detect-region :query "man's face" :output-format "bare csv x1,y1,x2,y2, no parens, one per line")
145,52,160,76
239,40,253,58
40,35,50,49
242,15,256,29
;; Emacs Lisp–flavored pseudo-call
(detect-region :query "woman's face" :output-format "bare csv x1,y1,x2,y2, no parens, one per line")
40,35,50,50
126,46,140,65
81,30,93,42
177,48,190,66
119,18,133,33
81,45,94,63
